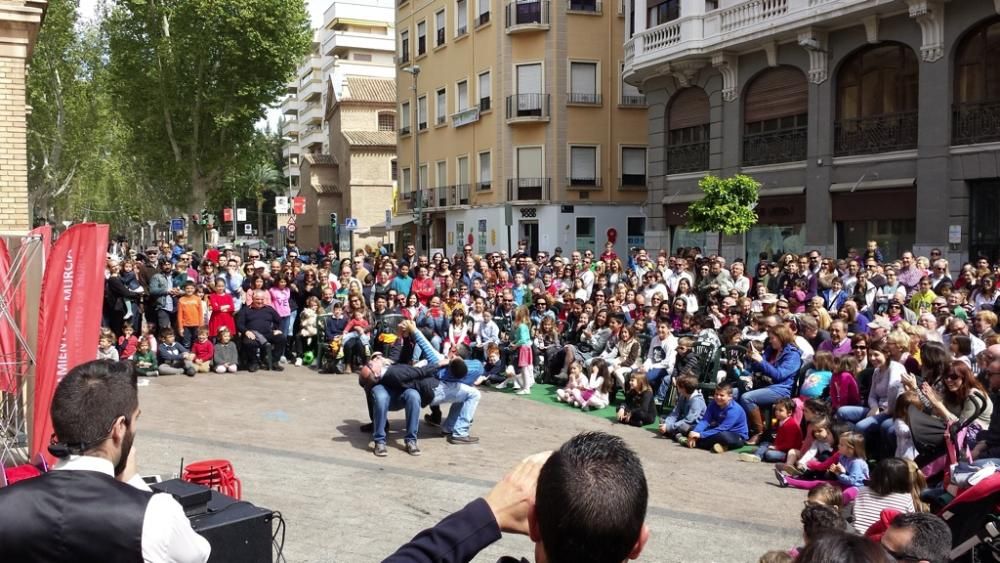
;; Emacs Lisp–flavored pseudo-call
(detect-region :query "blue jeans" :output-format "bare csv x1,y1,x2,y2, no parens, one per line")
841,408,894,457
647,368,670,402
739,385,790,414
371,385,421,444
284,310,298,338
431,381,480,437
754,442,788,463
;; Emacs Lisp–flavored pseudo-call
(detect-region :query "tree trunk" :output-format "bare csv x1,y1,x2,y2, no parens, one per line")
256,196,263,240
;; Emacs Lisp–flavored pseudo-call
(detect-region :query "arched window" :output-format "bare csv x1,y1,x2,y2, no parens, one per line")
742,66,808,166
834,43,919,156
666,88,709,174
953,18,1000,145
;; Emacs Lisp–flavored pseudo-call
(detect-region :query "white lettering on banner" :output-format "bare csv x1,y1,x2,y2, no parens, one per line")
56,249,75,381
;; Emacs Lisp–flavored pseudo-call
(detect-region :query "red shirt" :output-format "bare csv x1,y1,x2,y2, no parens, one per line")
773,416,804,453
412,277,436,305
191,340,215,362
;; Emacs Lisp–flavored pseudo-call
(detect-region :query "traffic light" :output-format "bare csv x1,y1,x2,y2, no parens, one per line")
330,212,338,225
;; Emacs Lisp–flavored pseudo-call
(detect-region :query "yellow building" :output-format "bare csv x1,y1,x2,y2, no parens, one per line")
394,0,648,257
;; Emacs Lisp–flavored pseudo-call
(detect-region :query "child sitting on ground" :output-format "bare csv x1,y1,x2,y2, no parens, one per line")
213,327,239,373
117,322,138,361
777,417,835,476
571,359,612,411
97,331,119,362
556,362,587,403
157,327,196,377
739,397,803,463
685,383,749,453
785,399,832,469
659,374,707,441
132,338,158,377
616,371,656,427
776,430,868,500
480,343,507,385
191,327,214,373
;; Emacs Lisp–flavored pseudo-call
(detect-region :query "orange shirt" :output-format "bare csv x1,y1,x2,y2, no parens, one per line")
177,294,204,328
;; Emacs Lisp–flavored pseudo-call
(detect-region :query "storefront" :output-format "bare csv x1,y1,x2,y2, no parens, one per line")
831,182,916,260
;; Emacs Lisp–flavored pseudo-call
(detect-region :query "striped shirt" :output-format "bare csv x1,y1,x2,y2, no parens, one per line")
852,488,915,534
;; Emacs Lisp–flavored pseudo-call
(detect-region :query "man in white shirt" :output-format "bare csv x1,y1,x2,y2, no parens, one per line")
0,360,210,563
664,258,694,296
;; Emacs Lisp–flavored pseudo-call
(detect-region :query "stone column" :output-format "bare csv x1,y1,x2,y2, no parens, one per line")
0,2,45,233
913,54,951,259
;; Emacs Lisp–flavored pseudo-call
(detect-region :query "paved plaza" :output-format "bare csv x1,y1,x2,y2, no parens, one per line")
137,368,804,562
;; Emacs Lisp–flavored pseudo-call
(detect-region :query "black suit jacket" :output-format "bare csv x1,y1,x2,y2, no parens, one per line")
383,498,507,563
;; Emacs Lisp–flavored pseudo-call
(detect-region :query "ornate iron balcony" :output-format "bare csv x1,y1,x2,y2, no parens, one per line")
953,101,1000,146
742,126,807,167
666,141,709,174
834,111,918,157
506,178,551,201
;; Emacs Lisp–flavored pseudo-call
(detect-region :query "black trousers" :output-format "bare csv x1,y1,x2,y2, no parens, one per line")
241,332,287,367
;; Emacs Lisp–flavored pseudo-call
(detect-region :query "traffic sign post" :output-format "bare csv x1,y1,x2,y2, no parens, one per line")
344,218,358,259
170,217,186,233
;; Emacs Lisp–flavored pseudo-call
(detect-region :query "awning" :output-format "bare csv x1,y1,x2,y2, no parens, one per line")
368,214,416,235
329,17,389,28
829,177,915,192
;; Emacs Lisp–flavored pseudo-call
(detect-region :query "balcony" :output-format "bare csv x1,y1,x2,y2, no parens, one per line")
424,185,472,208
324,1,395,29
619,175,647,190
505,0,550,33
400,125,412,135
452,107,480,128
436,28,445,46
620,94,646,107
476,181,492,192
300,102,324,125
666,141,709,175
834,112,918,157
299,73,323,102
742,126,807,167
322,29,395,57
567,177,601,190
568,0,600,14
506,178,551,201
477,11,491,26
624,0,892,83
301,126,326,149
505,94,550,124
567,92,601,106
479,97,492,112
953,101,1000,146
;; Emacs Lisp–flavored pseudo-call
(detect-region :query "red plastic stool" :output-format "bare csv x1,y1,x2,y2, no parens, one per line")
182,459,242,500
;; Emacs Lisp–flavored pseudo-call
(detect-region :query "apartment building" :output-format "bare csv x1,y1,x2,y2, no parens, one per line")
282,0,397,250
393,0,649,258
625,0,1000,263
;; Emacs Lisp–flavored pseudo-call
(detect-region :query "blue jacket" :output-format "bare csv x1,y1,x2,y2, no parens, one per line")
822,288,848,312
693,400,749,440
751,344,803,393
324,315,348,340
384,498,501,563
440,359,484,386
666,390,707,428
836,456,870,488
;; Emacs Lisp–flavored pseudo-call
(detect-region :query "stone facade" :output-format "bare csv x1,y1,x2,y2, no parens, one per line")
0,1,44,233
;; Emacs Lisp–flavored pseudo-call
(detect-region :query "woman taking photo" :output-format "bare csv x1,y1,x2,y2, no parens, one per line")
742,325,803,445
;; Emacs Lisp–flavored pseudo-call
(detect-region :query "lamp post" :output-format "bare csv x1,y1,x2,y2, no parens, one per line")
401,65,423,256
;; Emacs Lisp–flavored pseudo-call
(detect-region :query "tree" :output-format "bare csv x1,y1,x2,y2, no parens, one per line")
685,174,760,236
105,0,311,211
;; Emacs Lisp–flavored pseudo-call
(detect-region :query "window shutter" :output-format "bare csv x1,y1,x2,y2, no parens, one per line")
458,82,469,109
571,147,596,178
517,64,542,94
744,67,808,123
668,88,709,130
479,153,491,182
571,63,596,95
622,148,645,174
517,147,542,178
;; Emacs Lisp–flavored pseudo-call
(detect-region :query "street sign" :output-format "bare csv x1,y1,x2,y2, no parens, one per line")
275,196,289,214
504,203,513,227
293,196,306,215
385,209,392,227
345,217,359,230
170,217,185,232
287,223,297,233
236,208,247,221
223,208,233,222
243,224,252,235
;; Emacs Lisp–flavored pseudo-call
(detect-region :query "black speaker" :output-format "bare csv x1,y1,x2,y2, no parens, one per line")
153,479,273,563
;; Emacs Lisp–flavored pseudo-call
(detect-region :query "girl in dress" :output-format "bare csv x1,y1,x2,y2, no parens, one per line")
511,305,534,395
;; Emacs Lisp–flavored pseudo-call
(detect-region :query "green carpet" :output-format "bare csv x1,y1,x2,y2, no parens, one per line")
487,382,662,432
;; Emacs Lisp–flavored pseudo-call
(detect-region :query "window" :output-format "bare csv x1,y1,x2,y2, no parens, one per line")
477,0,491,26
569,146,598,186
436,160,447,188
417,95,428,130
417,21,427,55
457,80,469,111
478,71,492,111
576,217,596,253
621,147,646,187
569,62,599,104
511,63,545,118
378,112,395,132
418,164,428,195
835,43,919,156
400,30,410,63
647,0,679,27
478,151,492,190
391,160,398,182
436,89,447,125
953,19,1000,145
456,0,469,36
627,217,646,248
400,101,411,134
569,0,599,13
354,53,372,62
457,156,469,185
666,88,710,174
402,167,412,195
743,66,808,166
620,62,644,105
513,146,545,200
435,10,446,46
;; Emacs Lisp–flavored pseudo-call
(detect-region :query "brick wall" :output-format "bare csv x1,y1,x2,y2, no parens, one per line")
0,55,29,231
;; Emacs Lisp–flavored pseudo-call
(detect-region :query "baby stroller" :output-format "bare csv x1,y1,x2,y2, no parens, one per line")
940,473,1000,563
909,392,988,485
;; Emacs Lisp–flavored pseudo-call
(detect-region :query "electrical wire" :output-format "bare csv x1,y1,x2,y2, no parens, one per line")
271,511,287,563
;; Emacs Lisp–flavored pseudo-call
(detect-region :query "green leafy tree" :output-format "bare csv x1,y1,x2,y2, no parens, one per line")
685,174,760,236
105,0,311,211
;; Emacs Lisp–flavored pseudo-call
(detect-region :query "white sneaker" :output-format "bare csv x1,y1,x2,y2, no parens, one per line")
515,389,530,395
737,453,761,463
294,358,303,367
279,356,288,365
494,380,509,389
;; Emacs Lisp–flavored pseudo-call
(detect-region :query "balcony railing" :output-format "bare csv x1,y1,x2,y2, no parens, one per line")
435,186,449,207
568,0,600,13
666,141,709,175
505,94,551,122
426,184,473,207
452,107,481,127
437,28,445,45
619,175,647,190
720,0,788,33
953,101,1000,146
506,178,551,201
400,50,410,64
567,176,601,188
476,181,492,192
620,94,646,106
567,93,602,105
455,184,470,204
400,125,411,135
505,0,550,31
834,112,918,157
477,11,491,26
480,97,492,112
417,36,426,55
436,115,447,126
742,126,807,167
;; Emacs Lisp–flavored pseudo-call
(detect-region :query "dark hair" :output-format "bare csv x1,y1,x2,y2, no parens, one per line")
869,458,912,496
888,513,952,563
675,374,698,394
803,398,832,419
775,397,796,415
449,357,468,380
160,327,174,338
51,360,138,453
535,432,648,563
801,504,844,543
796,530,892,562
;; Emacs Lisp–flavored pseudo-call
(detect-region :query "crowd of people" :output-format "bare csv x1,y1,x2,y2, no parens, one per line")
97,233,1000,560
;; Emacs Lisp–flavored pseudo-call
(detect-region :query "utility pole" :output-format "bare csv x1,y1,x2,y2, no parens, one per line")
402,65,423,256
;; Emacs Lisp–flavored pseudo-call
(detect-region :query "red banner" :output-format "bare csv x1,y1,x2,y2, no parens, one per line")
292,196,305,215
223,208,233,222
0,239,14,393
31,223,108,462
